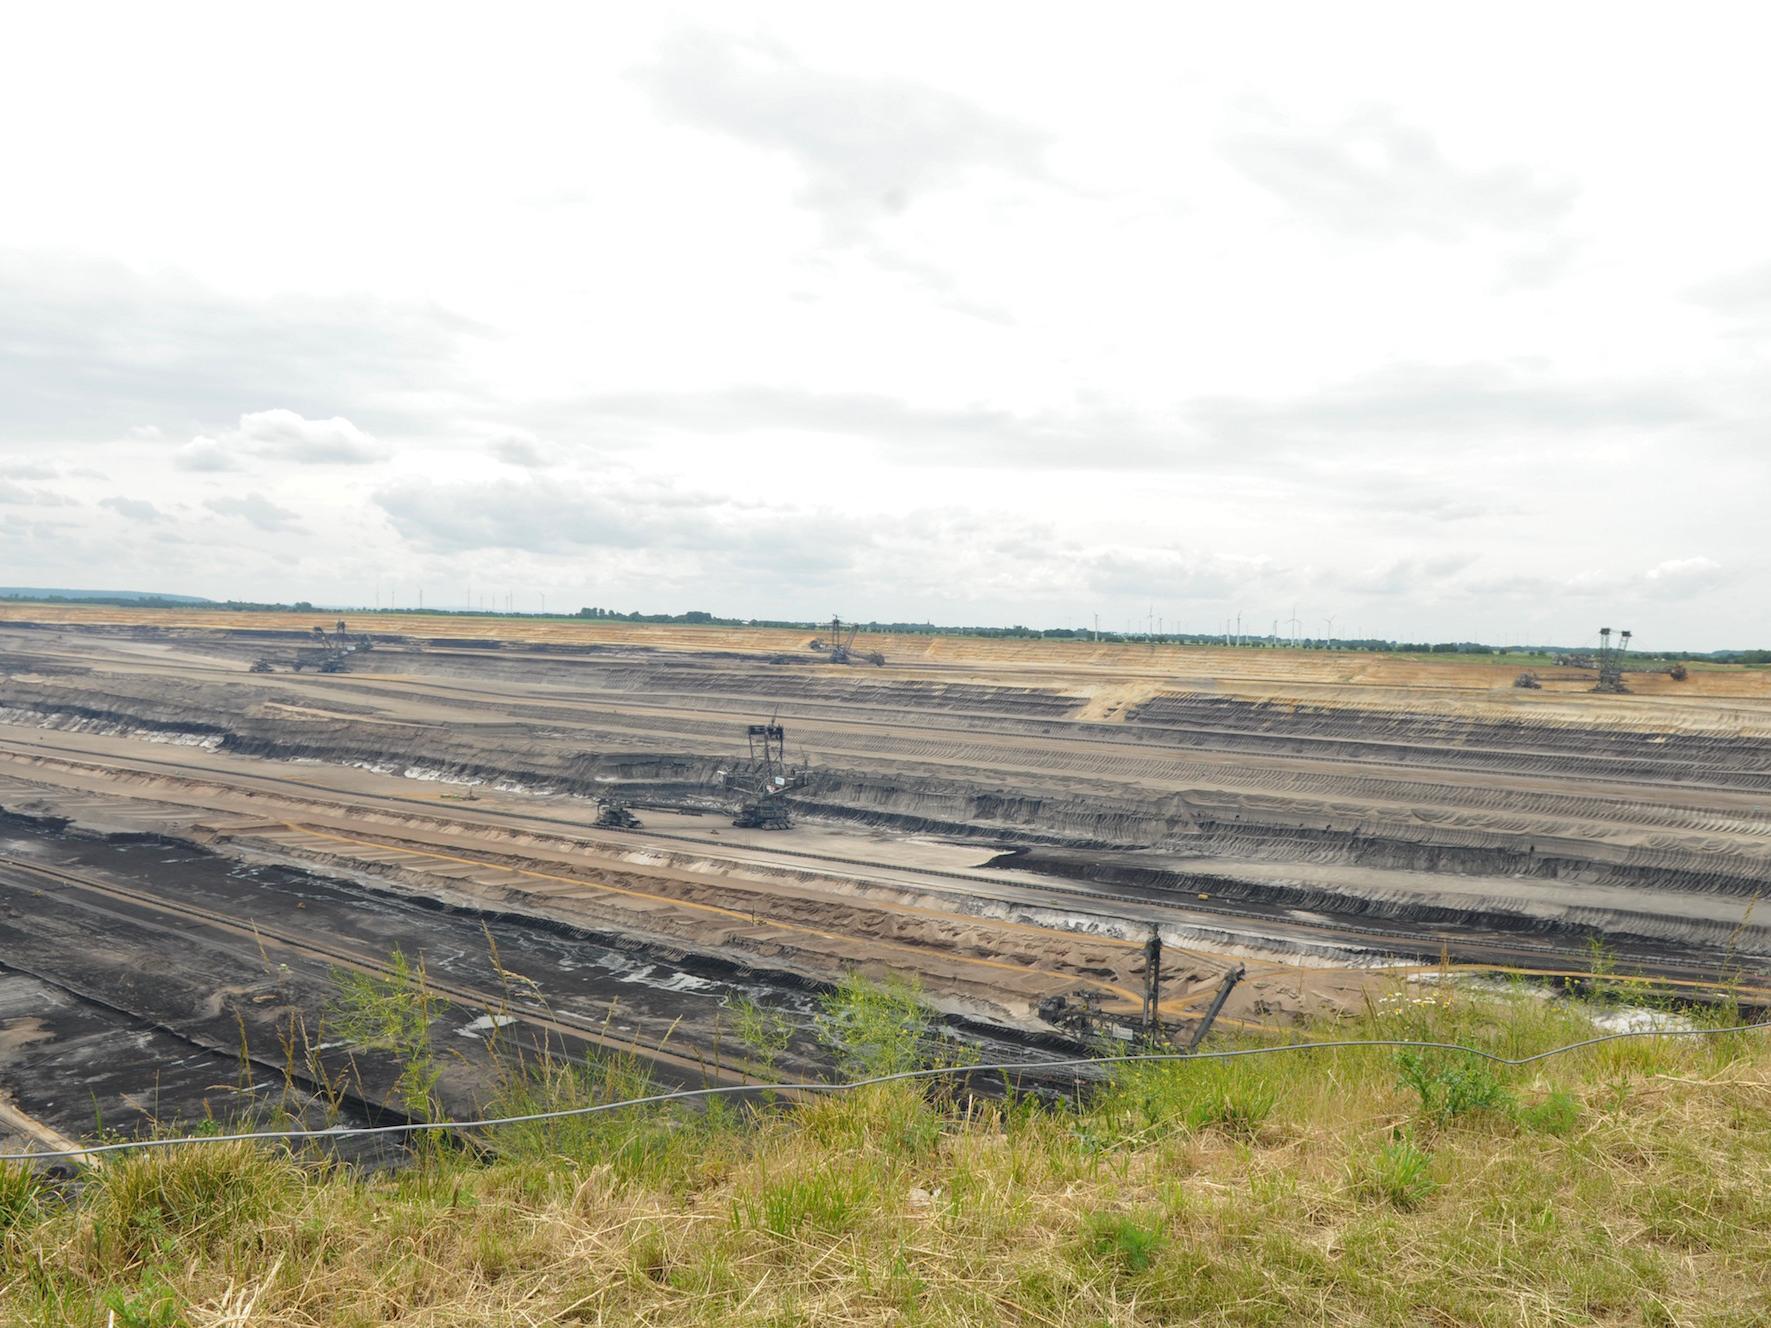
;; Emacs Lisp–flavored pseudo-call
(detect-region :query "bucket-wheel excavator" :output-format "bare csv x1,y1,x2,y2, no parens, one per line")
807,616,885,666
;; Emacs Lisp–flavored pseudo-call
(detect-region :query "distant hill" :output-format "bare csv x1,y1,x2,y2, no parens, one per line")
0,587,213,605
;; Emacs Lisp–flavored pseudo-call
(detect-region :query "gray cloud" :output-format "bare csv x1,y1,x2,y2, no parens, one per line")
1330,476,1517,523
547,360,1696,477
1189,362,1699,448
0,251,483,444
174,438,241,472
550,386,1188,468
1458,556,1739,604
640,32,1050,237
99,495,164,522
0,480,74,506
1079,547,1279,601
488,435,555,468
1222,106,1574,241
373,475,844,577
205,493,300,531
370,475,1142,606
1339,553,1479,597
1690,262,1771,317
0,460,62,480
373,475,1296,614
377,478,663,553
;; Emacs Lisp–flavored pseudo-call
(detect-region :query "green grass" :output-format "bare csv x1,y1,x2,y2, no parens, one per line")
1351,1132,1437,1210
3,982,1769,1325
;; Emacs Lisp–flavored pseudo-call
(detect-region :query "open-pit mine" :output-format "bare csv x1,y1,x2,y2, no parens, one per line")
3,604,1770,1155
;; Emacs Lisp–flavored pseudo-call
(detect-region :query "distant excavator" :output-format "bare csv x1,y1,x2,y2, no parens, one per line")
1556,628,1687,690
1592,626,1631,694
594,795,642,830
291,619,374,674
807,616,884,667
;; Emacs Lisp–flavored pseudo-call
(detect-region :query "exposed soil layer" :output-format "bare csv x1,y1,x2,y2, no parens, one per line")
2,613,1769,1143
4,621,1768,951
0,814,1076,1151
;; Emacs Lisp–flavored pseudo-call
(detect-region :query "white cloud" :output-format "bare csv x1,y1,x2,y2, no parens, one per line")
170,409,386,471
1642,556,1730,598
233,409,384,463
2,10,1770,645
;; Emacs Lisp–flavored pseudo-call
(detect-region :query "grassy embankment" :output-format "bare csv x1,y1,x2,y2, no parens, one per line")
2,976,1769,1326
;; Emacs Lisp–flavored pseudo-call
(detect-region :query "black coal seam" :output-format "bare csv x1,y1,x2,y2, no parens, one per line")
0,949,411,1133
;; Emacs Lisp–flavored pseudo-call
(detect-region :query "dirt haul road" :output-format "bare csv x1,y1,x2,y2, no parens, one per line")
1,605,1768,1132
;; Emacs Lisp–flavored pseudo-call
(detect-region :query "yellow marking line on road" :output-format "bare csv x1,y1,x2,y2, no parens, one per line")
283,823,1148,1008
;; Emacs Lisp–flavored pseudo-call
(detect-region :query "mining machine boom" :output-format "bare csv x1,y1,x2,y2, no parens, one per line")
295,619,374,674
809,616,885,666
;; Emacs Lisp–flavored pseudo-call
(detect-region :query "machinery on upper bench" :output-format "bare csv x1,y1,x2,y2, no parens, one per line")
807,616,885,666
291,620,374,674
1552,627,1687,689
594,795,642,830
721,719,809,830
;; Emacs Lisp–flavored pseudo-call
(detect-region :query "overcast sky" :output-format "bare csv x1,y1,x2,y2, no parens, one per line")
2,2,1768,648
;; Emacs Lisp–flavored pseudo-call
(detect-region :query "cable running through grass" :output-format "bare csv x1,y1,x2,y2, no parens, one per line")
3,1018,1766,1164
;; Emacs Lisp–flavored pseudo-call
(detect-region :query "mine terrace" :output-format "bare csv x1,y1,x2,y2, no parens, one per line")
2,602,1769,1149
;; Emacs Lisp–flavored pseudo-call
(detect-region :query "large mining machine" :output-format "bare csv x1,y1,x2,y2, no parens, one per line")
808,616,885,667
294,619,374,674
722,719,809,830
594,795,643,830
1592,626,1632,694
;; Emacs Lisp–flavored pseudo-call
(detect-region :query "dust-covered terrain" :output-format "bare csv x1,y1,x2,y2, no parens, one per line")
2,605,1768,1151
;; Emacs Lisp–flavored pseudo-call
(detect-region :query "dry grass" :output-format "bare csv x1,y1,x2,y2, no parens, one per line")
4,983,1769,1325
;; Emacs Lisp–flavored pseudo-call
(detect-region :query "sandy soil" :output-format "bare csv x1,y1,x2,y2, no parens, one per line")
5,602,1766,713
